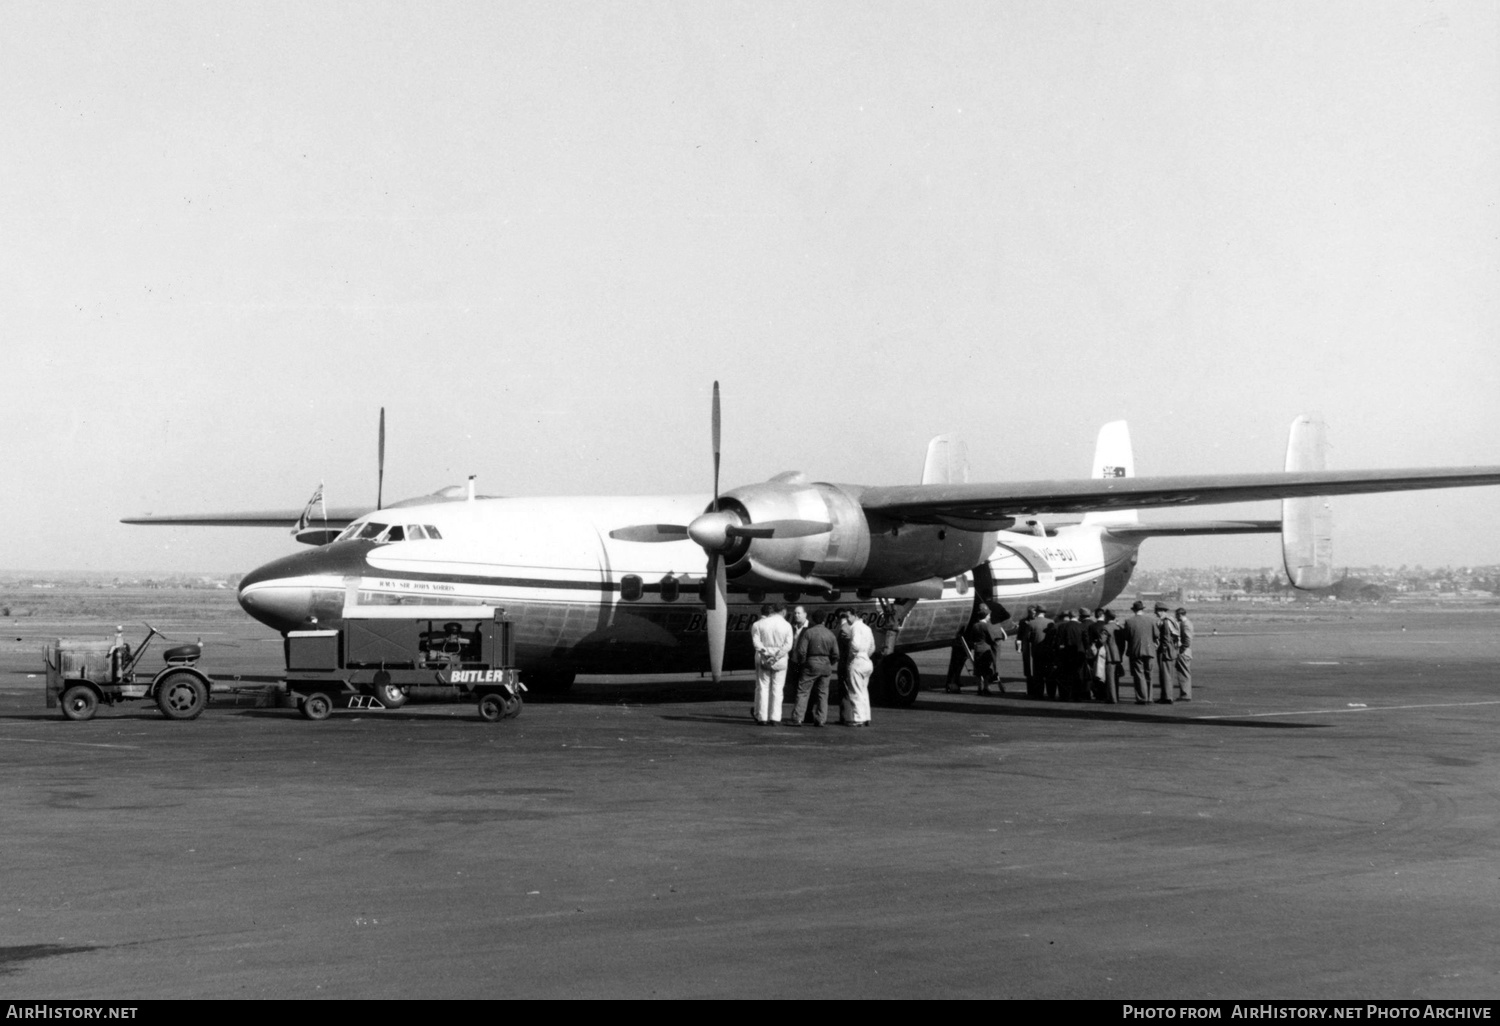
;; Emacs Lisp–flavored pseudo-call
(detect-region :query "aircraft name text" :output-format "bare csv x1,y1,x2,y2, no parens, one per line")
376,580,455,593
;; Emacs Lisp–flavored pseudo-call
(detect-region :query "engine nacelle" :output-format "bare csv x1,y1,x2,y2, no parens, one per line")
721,474,991,589
718,474,869,585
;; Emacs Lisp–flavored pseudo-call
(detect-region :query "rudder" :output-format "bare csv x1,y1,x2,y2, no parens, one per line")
1082,420,1138,525
1283,414,1335,589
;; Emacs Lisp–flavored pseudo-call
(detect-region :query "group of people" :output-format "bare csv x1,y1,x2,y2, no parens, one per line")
1011,600,1194,704
749,603,877,727
747,597,1196,723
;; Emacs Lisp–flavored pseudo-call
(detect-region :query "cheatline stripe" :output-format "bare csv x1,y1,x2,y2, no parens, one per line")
1195,699,1500,720
357,553,1120,595
360,567,938,596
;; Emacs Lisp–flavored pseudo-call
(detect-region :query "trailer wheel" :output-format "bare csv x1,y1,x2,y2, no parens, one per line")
477,692,507,723
874,654,921,708
372,678,408,709
60,685,98,722
301,692,333,721
503,692,523,719
156,671,208,720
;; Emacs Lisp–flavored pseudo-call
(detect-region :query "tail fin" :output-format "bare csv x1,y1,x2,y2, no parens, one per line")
1082,421,1138,525
1283,414,1334,588
921,434,969,485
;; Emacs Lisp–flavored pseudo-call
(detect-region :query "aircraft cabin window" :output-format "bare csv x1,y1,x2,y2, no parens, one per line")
357,522,388,540
620,575,643,601
406,525,427,541
660,575,679,602
424,525,442,539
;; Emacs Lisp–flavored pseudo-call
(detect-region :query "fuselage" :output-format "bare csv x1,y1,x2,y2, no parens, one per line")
237,494,1144,675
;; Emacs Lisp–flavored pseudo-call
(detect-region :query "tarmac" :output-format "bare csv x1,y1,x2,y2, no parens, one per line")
2,608,1499,999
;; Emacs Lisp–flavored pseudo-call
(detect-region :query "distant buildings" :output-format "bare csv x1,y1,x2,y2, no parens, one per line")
1132,564,1500,605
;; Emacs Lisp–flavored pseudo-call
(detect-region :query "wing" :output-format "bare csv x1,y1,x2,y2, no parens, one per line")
120,507,368,528
858,466,1500,527
1105,519,1282,537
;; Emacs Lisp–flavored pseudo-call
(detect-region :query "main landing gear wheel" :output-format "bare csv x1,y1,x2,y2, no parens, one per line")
156,671,208,720
874,654,921,708
373,677,409,709
60,685,98,722
300,692,333,721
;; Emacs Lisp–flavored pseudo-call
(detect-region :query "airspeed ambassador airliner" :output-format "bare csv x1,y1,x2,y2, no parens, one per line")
125,393,1500,701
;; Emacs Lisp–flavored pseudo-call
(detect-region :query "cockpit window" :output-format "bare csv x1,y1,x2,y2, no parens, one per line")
406,525,427,541
424,525,442,540
357,522,388,541
380,525,405,542
334,524,360,543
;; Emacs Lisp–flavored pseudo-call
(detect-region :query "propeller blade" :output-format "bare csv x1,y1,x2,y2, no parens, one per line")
725,519,833,540
706,552,726,682
711,381,721,513
607,524,691,543
703,552,718,611
377,407,386,511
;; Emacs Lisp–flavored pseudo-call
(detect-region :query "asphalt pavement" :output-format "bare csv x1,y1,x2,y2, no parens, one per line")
2,610,1498,998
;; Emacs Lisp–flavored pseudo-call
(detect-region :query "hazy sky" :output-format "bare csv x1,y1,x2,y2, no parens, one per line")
3,1,1497,574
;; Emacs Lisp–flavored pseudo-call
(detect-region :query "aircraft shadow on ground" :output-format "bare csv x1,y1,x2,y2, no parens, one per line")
913,694,1322,729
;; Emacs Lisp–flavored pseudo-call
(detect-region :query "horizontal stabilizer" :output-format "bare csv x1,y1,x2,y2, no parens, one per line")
1107,520,1281,538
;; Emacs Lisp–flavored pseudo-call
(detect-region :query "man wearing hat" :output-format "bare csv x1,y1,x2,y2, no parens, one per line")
1119,599,1156,704
1021,605,1051,698
1053,609,1089,701
1174,607,1194,700
966,605,1002,695
1152,602,1181,703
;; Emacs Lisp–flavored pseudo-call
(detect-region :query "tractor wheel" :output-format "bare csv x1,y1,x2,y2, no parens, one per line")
60,685,98,722
156,671,208,721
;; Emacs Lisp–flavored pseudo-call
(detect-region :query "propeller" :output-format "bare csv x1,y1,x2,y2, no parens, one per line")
705,381,726,681
605,382,834,682
377,407,386,511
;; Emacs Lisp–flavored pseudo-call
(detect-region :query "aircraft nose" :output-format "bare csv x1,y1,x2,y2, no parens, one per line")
238,578,314,631
237,544,369,631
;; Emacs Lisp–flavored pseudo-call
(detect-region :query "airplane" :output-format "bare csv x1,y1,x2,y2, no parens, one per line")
124,386,1500,704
